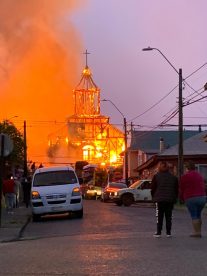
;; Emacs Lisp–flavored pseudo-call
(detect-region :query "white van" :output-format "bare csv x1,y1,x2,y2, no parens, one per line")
31,166,83,221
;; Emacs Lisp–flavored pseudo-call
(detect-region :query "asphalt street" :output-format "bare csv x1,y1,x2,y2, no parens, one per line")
0,200,207,276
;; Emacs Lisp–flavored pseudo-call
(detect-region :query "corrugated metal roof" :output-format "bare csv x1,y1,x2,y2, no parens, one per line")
130,130,199,152
160,130,207,156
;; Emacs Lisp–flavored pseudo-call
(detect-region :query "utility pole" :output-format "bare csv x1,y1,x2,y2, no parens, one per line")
124,118,129,186
102,99,129,185
0,134,5,227
142,47,184,179
23,120,28,178
178,69,184,179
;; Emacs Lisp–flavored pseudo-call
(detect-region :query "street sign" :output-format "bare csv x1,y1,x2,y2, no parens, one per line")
0,133,13,157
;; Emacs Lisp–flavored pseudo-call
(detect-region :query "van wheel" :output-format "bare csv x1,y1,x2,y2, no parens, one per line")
122,194,134,206
75,208,83,219
32,214,41,222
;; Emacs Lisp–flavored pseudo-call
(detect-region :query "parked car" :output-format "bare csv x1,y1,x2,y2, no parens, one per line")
84,185,102,200
113,179,152,206
31,166,83,221
101,182,128,202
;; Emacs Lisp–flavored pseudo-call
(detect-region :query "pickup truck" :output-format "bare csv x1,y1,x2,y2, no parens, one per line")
113,179,152,206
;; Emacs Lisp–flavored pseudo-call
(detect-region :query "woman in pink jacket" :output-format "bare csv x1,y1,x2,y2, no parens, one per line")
179,161,206,238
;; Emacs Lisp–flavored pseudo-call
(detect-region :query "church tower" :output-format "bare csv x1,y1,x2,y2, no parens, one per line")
74,50,100,116
48,51,124,166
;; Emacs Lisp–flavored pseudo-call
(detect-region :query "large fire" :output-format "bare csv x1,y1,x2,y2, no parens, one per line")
47,63,125,167
0,0,84,164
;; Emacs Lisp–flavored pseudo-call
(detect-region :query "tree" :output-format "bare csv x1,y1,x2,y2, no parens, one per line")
0,120,24,169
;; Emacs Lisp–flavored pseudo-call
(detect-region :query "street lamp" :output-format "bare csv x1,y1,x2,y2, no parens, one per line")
142,47,183,179
102,99,129,185
7,115,18,120
3,116,18,125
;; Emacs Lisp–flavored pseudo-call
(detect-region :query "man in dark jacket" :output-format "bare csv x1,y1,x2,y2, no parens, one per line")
151,161,178,238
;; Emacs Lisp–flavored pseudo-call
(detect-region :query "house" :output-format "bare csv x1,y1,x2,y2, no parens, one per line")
128,130,199,179
136,130,207,181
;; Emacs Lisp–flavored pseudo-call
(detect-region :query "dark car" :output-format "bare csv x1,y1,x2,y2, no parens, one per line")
101,182,127,202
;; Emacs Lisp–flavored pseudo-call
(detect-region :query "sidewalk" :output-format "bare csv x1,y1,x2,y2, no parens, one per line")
0,205,31,242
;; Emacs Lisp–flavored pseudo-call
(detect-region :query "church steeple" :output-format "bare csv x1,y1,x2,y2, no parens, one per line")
73,50,100,116
84,49,90,68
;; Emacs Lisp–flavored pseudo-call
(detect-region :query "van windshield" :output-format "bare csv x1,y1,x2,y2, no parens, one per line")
33,170,78,187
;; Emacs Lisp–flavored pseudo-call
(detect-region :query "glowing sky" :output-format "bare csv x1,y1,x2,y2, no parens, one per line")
71,0,207,129
1,0,207,163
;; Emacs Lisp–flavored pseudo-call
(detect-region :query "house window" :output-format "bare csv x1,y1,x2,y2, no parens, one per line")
83,145,95,161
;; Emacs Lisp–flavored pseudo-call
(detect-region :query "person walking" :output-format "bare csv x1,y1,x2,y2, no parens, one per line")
13,177,21,208
151,161,178,238
2,174,16,214
179,161,206,238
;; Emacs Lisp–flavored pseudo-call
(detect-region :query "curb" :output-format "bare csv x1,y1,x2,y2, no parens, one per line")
1,214,31,243
18,215,31,239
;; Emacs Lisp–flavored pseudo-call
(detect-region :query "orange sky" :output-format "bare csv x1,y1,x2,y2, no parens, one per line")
0,0,84,163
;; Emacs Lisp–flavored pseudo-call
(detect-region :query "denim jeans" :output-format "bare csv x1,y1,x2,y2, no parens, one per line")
5,193,15,211
186,196,206,219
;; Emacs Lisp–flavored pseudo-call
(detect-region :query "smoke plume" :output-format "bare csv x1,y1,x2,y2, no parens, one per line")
0,0,84,164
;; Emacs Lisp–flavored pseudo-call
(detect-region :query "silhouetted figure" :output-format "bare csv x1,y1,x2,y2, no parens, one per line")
31,162,36,173
151,161,178,238
22,176,31,208
14,177,21,208
39,163,43,168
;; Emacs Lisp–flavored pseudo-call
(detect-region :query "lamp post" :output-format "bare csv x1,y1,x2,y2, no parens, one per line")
7,115,18,120
142,47,183,179
2,116,18,129
102,99,129,185
23,120,27,177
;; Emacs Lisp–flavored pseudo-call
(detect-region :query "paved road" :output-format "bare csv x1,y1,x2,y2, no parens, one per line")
0,200,207,275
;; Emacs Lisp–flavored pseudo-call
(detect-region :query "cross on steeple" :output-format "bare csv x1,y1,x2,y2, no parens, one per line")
83,49,90,67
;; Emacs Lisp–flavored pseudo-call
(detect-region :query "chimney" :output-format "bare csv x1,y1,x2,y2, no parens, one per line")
160,137,165,153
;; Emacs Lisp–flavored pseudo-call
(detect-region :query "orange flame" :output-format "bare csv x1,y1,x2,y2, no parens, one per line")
0,0,84,163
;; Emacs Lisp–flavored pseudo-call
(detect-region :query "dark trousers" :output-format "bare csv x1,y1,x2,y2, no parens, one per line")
156,202,174,234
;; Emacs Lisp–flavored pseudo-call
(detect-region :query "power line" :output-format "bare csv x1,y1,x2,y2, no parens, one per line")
129,62,207,123
183,88,206,105
129,84,178,122
183,86,204,102
183,92,207,107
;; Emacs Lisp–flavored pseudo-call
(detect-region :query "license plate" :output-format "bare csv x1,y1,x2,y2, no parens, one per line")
51,206,63,211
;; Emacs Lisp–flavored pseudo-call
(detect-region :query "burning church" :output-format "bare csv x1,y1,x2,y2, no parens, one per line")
47,51,125,167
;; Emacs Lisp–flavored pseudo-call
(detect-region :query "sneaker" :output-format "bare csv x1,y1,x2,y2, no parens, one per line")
166,234,172,238
153,233,161,238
